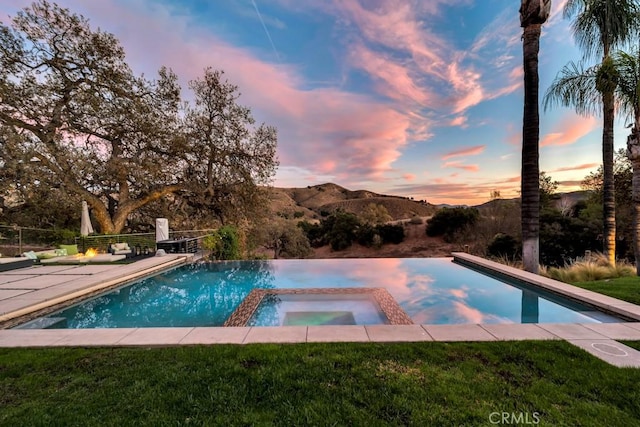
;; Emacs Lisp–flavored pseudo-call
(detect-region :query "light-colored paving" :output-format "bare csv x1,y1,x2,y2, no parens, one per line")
181,327,250,344
424,324,498,341
580,323,640,340
365,325,433,342
567,339,640,368
1,322,640,368
537,323,609,340
308,325,370,342
479,323,560,341
0,289,32,300
0,255,189,324
117,327,194,346
243,326,308,344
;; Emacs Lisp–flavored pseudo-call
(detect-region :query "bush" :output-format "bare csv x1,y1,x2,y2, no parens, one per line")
326,211,360,251
293,211,305,219
260,220,311,259
298,221,326,248
376,224,405,244
487,233,520,258
360,203,392,225
541,253,635,282
426,207,479,242
355,224,377,247
203,225,242,260
539,209,600,267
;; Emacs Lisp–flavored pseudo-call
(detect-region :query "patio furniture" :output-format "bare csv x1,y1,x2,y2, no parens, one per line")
109,242,133,257
156,238,198,254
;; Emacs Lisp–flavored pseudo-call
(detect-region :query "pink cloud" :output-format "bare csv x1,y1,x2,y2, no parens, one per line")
332,0,493,116
403,173,416,181
449,116,468,127
503,176,521,184
448,62,484,113
442,145,485,160
349,44,438,107
551,163,600,173
31,0,414,183
393,177,522,205
443,161,480,172
541,116,598,147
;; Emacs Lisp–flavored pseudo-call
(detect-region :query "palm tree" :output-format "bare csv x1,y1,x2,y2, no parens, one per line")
545,0,640,266
520,0,551,274
615,49,640,274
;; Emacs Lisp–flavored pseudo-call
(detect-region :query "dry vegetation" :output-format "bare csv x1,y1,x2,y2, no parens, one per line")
261,183,450,258
267,183,437,222
541,252,636,282
311,221,459,259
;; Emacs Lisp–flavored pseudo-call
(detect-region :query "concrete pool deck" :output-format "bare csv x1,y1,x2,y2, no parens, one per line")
1,253,640,367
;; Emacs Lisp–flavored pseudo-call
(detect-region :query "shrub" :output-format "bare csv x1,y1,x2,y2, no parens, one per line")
541,253,635,282
326,211,361,251
487,233,520,258
298,221,326,247
203,225,242,260
376,224,405,244
360,203,392,225
426,207,479,242
293,211,305,219
260,220,312,259
355,224,377,247
539,209,600,267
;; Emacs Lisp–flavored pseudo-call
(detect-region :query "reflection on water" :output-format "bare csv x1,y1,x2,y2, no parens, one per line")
55,260,275,328
521,291,540,323
30,258,623,329
247,294,388,326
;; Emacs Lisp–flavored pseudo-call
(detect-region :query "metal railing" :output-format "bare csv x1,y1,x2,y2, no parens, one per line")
0,224,77,256
75,229,215,254
0,224,215,256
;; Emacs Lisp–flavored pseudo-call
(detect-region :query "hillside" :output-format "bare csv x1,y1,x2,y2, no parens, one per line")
267,183,438,221
474,191,592,212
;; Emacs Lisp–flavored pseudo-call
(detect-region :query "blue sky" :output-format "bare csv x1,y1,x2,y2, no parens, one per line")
2,0,629,204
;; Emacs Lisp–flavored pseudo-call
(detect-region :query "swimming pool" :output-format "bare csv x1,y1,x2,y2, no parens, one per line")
17,258,625,328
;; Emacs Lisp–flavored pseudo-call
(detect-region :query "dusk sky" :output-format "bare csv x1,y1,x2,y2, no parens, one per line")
2,0,630,205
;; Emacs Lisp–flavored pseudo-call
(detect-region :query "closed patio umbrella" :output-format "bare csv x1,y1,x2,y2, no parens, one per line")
80,201,94,236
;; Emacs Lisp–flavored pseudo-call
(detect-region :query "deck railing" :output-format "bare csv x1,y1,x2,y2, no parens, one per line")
75,230,215,254
0,224,214,256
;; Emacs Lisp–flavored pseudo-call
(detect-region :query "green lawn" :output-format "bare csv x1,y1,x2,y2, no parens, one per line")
2,342,640,425
572,276,640,305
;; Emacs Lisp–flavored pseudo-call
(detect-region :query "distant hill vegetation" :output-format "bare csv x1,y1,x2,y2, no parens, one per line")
474,191,592,212
267,183,438,220
268,183,592,222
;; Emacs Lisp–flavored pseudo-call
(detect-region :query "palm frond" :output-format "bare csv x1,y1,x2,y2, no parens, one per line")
565,0,640,60
543,61,601,116
613,49,640,124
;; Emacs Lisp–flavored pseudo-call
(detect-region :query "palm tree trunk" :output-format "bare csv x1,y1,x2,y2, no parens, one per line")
521,23,542,274
628,130,640,275
632,162,640,275
602,91,616,265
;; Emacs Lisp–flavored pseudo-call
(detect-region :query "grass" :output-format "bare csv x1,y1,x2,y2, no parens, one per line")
541,252,635,283
572,275,640,305
2,342,640,425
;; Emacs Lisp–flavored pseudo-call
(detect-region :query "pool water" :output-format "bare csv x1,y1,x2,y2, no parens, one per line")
248,294,389,326
18,258,624,328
